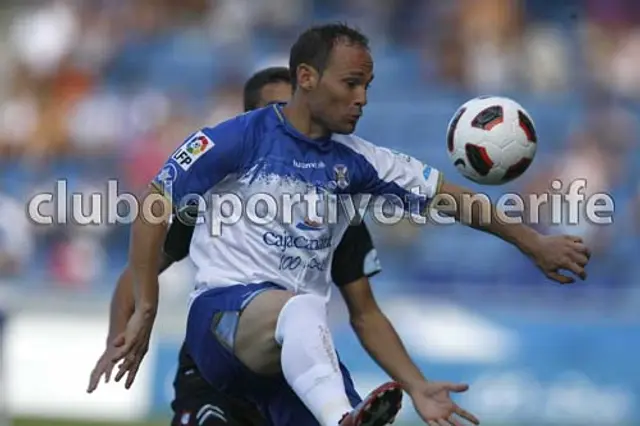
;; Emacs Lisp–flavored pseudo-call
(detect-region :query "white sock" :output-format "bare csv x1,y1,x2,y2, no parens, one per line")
275,294,353,426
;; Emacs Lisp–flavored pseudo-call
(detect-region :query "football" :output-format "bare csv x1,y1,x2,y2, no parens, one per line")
446,96,537,185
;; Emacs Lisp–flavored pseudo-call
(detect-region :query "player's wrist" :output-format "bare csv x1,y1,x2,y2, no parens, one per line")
404,378,429,395
509,225,541,256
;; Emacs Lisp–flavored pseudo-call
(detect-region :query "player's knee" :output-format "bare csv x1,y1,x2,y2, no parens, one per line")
275,294,327,344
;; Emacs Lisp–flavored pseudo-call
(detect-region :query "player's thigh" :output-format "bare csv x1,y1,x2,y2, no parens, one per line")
186,283,289,392
234,289,293,375
171,395,266,426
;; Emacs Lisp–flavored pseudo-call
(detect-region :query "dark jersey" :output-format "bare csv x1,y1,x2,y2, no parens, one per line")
162,219,381,413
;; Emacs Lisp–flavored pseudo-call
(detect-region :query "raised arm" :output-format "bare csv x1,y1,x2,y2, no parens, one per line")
434,180,590,283
343,135,590,284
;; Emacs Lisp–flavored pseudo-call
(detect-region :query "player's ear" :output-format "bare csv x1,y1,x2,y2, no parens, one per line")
296,64,319,91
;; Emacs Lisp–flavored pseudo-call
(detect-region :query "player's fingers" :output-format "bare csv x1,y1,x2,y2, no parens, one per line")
454,405,480,425
87,377,98,393
436,419,453,426
114,364,127,383
573,242,591,260
564,261,586,280
117,341,148,384
114,355,135,382
104,359,116,383
547,271,574,285
124,359,142,389
87,354,111,392
569,250,589,266
564,235,583,244
445,382,469,393
87,365,103,393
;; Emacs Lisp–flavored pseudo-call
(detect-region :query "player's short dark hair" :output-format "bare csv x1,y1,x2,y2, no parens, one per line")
243,67,291,112
289,23,370,89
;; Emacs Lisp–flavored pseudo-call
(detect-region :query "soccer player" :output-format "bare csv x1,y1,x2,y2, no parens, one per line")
112,23,591,426
88,67,383,426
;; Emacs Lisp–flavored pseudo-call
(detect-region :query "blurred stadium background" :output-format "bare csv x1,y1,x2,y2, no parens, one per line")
0,0,639,425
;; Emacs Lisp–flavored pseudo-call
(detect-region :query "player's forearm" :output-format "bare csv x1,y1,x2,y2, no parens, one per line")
108,252,174,343
351,310,425,393
129,190,170,316
437,181,539,255
107,267,135,343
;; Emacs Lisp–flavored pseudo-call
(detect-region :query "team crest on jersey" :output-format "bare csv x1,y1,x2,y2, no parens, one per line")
172,131,215,171
333,164,350,189
180,411,191,425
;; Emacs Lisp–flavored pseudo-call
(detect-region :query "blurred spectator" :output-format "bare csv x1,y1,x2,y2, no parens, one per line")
49,228,106,290
521,100,636,252
582,0,640,97
206,77,245,126
456,0,524,91
0,190,33,278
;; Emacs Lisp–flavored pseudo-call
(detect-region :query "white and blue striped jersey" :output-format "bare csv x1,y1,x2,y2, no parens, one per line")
151,104,442,303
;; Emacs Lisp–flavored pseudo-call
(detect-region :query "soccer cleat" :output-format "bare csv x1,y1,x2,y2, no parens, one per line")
339,381,403,426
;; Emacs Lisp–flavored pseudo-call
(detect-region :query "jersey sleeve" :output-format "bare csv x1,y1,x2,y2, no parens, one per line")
340,136,443,216
151,116,249,209
331,222,382,287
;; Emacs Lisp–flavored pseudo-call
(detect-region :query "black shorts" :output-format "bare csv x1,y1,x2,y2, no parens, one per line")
171,393,264,426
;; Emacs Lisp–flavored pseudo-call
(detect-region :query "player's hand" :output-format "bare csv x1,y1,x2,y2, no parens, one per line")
110,309,155,389
409,381,479,425
87,333,125,393
528,234,591,284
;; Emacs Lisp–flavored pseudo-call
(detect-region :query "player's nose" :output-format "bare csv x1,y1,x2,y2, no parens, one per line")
353,88,367,109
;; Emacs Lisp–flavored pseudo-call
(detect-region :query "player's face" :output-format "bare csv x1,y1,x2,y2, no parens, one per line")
311,43,374,134
258,81,292,107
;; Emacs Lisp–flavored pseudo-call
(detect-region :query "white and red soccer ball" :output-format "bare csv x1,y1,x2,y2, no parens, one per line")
446,96,537,185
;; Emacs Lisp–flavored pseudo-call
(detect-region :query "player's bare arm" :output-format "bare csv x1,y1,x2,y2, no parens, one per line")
109,185,171,388
435,180,591,284
339,277,479,425
129,185,170,312
107,254,175,347
339,277,423,391
87,267,134,392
